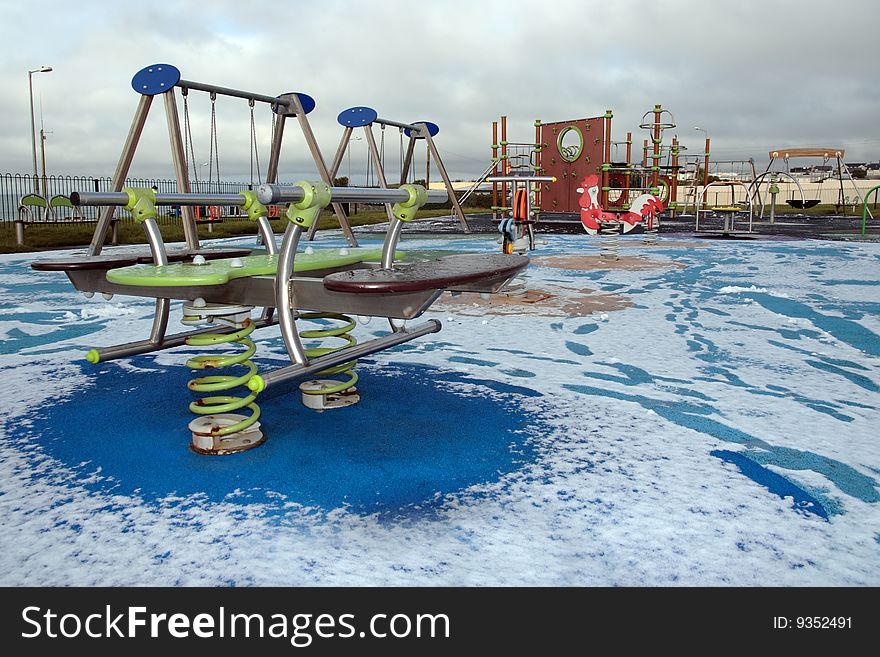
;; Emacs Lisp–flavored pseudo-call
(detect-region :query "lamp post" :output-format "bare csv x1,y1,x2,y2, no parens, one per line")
28,65,53,194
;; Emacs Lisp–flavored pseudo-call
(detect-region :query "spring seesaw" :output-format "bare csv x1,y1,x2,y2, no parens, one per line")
34,182,528,455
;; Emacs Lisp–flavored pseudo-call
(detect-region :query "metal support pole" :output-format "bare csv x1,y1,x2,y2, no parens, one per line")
142,217,168,266
602,110,612,208
492,120,499,221
255,185,448,205
862,184,880,236
380,217,405,270
328,126,353,181
500,116,508,216
287,94,358,246
28,72,38,193
534,119,542,217
163,90,199,250
769,175,779,224
373,117,419,131
400,135,416,185
487,176,556,183
421,126,469,232
148,298,171,346
39,128,48,198
276,222,308,365
702,137,710,210
176,78,287,107
625,131,632,208
74,187,449,208
88,316,278,363
141,216,170,347
670,137,679,217
652,105,662,193
266,113,285,184
256,216,277,254
364,125,396,225
88,94,153,256
308,125,353,241
254,320,442,392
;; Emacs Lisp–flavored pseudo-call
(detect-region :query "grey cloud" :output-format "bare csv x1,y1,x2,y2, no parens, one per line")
2,0,877,183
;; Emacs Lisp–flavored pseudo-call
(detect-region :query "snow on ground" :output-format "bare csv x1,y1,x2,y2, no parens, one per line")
0,232,878,586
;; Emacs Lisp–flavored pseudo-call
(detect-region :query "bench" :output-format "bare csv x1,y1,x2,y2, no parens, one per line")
14,194,121,246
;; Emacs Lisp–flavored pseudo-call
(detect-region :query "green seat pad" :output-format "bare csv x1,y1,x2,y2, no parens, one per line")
106,248,393,287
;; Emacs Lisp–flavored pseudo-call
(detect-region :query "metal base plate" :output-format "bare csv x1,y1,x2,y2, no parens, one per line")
299,381,360,411
188,414,265,455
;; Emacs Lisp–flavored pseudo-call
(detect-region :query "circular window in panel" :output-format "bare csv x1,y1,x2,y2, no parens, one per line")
557,126,584,162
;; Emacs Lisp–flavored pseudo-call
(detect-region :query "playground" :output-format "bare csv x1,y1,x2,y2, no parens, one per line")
2,230,879,585
1,63,878,587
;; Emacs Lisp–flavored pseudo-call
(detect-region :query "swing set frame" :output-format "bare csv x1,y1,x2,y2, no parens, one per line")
318,106,470,241
88,63,359,255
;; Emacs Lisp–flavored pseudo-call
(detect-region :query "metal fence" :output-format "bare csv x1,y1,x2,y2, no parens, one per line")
1,173,255,224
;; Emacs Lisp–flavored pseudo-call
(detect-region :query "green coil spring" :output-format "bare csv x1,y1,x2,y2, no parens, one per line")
185,319,261,436
298,312,359,396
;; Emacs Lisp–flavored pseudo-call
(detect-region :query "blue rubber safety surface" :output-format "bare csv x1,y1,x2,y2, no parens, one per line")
0,232,878,585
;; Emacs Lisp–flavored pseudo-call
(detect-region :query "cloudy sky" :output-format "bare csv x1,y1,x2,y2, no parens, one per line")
1,0,877,183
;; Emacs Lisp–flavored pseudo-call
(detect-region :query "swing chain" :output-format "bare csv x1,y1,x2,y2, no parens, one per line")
379,123,386,172
399,128,405,182
208,91,220,193
182,87,199,187
249,98,262,186
365,137,373,187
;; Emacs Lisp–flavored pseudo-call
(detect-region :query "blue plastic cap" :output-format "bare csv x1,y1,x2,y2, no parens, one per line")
404,121,440,138
131,64,181,96
337,106,378,127
273,92,316,115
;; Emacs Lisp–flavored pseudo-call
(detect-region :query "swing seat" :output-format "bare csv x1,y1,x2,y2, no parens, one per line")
322,254,528,294
786,199,821,209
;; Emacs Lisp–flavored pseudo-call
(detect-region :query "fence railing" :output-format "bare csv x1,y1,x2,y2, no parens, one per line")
1,173,256,224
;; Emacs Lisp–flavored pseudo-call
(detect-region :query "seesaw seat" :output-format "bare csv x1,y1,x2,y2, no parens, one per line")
105,248,392,287
322,254,529,293
31,247,253,272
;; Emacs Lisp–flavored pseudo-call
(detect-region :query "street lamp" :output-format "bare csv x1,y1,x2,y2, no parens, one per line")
694,126,709,151
28,65,53,194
